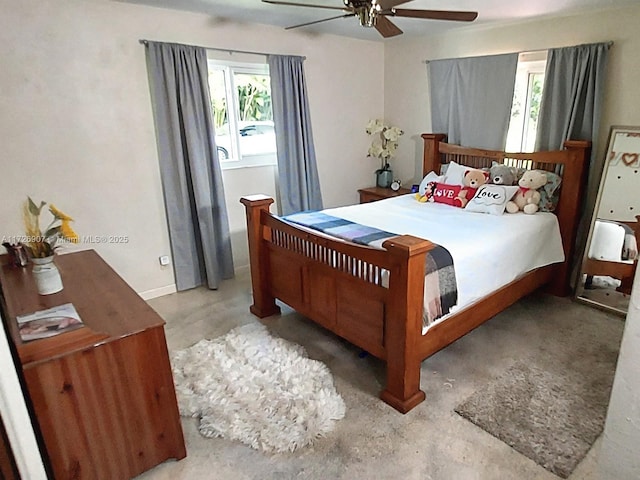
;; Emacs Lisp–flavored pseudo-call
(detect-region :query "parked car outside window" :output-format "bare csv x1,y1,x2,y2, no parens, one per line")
215,120,276,161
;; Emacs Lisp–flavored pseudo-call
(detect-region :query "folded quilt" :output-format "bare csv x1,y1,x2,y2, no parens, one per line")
283,211,458,327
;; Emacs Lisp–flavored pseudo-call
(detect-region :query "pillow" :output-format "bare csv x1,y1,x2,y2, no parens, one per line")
429,182,466,208
465,184,520,215
417,171,443,197
538,171,562,212
442,161,469,186
588,220,626,261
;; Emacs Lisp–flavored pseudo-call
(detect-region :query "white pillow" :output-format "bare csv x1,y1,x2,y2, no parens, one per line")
442,161,469,186
417,171,443,196
465,185,519,215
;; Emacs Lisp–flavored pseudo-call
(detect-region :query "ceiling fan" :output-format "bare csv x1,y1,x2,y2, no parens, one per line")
262,0,478,38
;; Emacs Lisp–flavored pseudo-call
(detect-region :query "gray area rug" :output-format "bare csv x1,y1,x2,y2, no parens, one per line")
455,350,618,478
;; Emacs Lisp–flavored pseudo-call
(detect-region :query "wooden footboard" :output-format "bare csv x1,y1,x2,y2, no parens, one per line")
241,195,434,412
241,134,591,414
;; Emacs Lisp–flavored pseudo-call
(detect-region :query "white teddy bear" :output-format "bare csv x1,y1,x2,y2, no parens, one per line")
506,170,548,215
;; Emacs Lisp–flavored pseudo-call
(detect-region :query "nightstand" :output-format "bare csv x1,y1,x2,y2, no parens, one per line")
358,186,412,204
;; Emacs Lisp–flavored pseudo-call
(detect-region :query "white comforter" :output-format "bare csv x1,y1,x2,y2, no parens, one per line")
324,195,565,330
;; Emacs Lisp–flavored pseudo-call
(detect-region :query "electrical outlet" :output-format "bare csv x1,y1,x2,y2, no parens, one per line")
159,255,170,266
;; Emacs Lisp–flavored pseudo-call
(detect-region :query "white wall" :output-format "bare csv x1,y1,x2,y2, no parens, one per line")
0,0,384,295
384,4,640,185
0,316,47,479
599,272,640,478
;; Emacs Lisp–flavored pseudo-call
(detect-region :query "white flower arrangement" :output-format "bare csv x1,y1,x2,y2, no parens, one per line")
366,119,404,171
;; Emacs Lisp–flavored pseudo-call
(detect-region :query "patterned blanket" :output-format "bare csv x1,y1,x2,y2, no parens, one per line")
283,211,458,327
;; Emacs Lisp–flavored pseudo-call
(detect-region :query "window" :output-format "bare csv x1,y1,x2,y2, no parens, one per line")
505,52,547,153
208,61,277,169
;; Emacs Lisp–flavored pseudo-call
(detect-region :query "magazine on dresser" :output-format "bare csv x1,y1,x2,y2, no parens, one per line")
16,303,84,342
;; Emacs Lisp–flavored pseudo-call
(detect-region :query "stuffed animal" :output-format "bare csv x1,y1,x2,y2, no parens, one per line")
489,163,517,186
454,169,489,207
415,181,436,203
506,170,548,214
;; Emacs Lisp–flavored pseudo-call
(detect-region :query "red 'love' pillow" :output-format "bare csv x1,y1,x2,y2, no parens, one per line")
430,183,464,207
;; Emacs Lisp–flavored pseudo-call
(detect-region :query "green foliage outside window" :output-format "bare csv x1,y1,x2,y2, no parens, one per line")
236,74,272,123
528,74,543,122
209,71,272,129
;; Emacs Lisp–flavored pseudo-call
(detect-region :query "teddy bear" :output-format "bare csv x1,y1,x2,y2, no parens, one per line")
454,169,489,207
489,163,517,186
506,169,548,214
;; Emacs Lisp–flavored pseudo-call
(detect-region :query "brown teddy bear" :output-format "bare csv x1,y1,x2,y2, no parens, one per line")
506,169,548,214
454,169,489,207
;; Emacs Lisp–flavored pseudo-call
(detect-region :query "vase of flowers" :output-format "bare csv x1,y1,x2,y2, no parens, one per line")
30,256,63,295
366,119,403,188
22,197,79,295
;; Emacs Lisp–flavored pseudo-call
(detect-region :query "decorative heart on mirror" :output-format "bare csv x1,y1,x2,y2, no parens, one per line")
622,153,639,166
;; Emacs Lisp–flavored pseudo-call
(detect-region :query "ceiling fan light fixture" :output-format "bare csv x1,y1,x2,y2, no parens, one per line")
356,6,375,27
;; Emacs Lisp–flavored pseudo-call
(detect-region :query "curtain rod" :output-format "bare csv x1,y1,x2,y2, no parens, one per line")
423,41,613,64
138,39,305,59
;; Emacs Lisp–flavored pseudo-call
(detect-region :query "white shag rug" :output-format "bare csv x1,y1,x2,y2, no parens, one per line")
171,323,346,453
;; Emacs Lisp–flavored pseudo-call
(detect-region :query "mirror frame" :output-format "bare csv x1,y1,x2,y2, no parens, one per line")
575,125,640,316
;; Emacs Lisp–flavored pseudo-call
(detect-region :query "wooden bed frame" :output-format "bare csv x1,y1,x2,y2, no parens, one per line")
241,134,591,413
583,215,640,295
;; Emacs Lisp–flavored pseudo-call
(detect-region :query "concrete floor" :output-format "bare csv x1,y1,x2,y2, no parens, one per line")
139,272,624,480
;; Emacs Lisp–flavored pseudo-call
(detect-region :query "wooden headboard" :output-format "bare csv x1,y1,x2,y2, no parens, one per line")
421,133,592,295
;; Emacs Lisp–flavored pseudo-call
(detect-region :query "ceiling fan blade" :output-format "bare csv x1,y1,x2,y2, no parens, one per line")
285,13,356,30
262,0,348,11
375,15,403,38
390,9,478,22
374,0,412,10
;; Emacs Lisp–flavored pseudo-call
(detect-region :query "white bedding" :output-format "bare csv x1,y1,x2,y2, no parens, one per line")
323,194,565,332
588,220,635,263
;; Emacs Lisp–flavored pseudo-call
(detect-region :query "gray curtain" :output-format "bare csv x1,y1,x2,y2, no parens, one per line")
145,41,234,291
267,55,323,215
535,42,610,196
428,53,518,150
534,42,610,288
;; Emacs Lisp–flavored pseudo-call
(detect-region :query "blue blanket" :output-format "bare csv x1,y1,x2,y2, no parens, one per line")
283,211,458,327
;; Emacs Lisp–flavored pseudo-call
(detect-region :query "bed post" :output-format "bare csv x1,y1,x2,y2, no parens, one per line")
379,235,433,413
548,140,591,296
421,133,447,174
240,195,281,318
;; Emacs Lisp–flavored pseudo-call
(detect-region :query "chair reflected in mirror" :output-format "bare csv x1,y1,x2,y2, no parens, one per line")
576,126,640,314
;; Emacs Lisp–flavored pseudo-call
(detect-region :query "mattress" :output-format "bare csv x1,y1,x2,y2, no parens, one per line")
323,194,565,332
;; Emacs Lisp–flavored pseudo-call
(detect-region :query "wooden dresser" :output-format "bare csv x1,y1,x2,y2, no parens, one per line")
0,250,186,479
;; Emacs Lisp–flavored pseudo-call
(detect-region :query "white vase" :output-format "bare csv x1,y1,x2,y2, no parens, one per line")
31,256,63,295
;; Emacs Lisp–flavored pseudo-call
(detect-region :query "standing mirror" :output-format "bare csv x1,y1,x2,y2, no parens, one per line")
576,125,640,314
